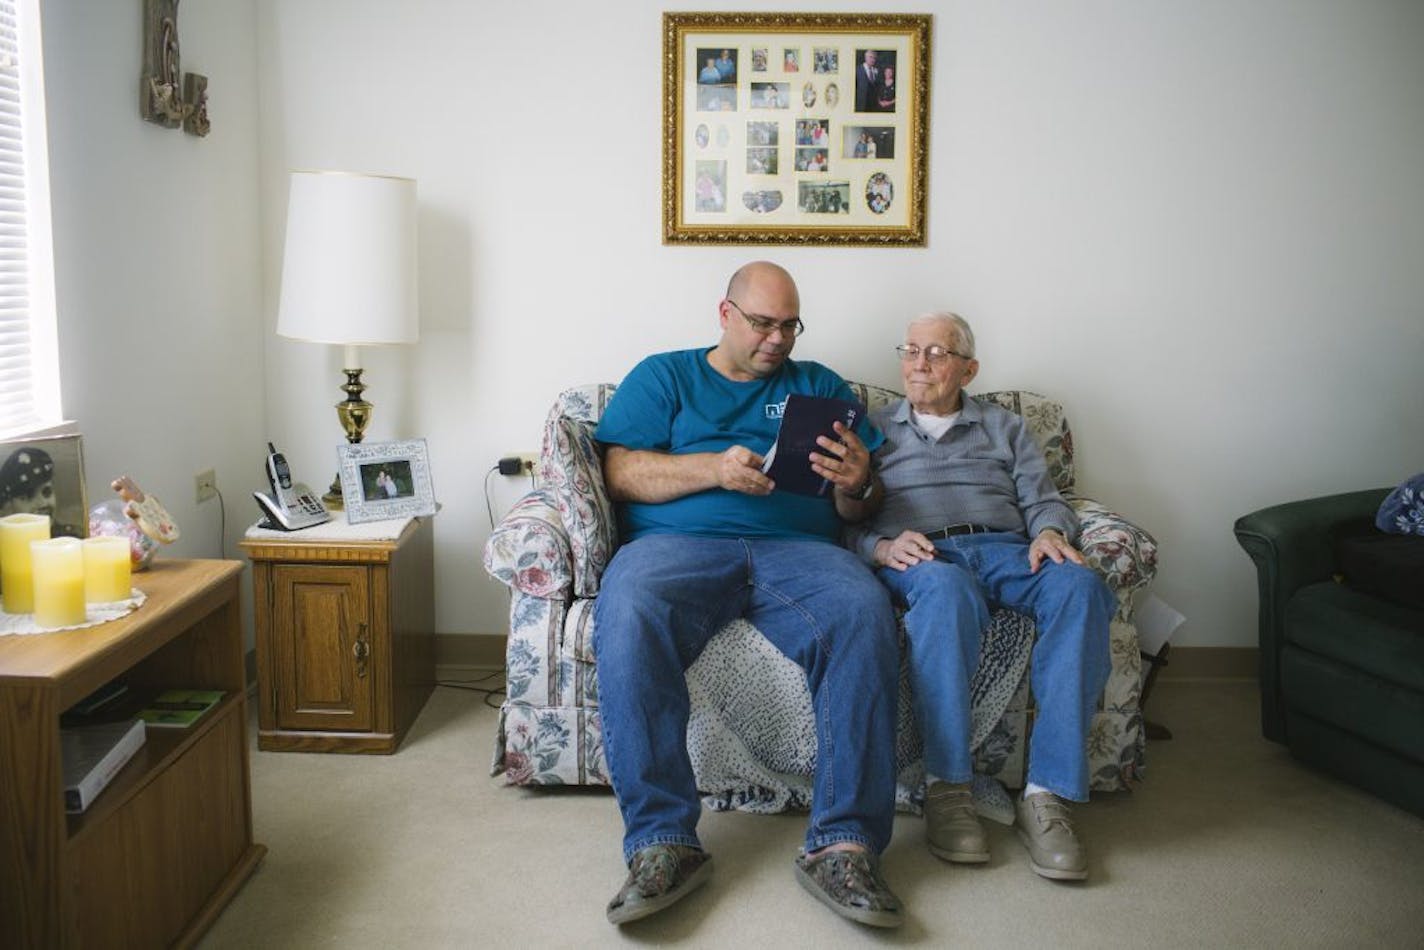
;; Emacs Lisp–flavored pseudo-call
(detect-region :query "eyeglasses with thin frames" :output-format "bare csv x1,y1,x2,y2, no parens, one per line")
726,299,805,337
895,343,971,364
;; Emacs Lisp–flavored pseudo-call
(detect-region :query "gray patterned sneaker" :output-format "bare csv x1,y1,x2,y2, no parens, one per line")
925,780,990,863
793,848,903,928
1016,792,1088,880
606,844,712,925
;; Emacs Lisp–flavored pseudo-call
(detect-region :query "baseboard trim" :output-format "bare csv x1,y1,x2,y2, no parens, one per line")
1156,646,1256,682
434,633,506,678
244,636,505,691
252,637,1257,686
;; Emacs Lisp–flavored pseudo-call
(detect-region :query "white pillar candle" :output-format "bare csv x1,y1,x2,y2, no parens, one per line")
83,536,132,603
0,512,51,614
30,536,85,628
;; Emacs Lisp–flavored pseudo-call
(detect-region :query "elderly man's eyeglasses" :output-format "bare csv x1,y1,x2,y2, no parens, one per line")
895,344,970,364
727,299,805,337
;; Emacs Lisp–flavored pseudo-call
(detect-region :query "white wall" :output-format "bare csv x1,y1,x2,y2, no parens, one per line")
49,1,1421,650
41,0,264,631
256,0,1424,648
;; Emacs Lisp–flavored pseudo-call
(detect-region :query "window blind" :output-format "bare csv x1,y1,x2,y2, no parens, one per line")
0,0,46,435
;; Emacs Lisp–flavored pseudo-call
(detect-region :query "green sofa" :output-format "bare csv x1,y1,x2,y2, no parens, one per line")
1235,489,1424,817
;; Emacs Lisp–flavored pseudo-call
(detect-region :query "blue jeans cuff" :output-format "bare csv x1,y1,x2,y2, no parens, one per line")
1024,772,1089,803
804,832,875,855
624,833,704,864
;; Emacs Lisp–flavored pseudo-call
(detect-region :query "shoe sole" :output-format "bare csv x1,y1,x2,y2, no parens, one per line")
793,860,902,928
1017,829,1088,881
927,841,990,864
606,857,713,925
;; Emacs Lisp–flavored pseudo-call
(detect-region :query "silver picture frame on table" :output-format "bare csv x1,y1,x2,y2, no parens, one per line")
337,438,436,524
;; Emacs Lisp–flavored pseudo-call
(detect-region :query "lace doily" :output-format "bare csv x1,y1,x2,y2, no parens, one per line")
0,589,148,636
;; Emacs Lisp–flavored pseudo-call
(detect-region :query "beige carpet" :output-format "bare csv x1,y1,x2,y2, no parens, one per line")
199,680,1424,948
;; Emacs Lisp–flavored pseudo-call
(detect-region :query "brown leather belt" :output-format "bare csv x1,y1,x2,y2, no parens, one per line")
923,523,995,540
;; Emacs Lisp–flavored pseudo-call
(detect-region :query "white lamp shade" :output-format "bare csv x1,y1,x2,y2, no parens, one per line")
276,171,419,346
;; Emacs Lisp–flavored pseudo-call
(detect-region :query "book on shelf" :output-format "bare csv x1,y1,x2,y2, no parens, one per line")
760,393,865,497
138,688,226,728
60,680,131,726
61,718,146,814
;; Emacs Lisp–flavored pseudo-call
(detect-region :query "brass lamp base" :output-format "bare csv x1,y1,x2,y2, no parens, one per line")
323,474,345,510
326,367,375,510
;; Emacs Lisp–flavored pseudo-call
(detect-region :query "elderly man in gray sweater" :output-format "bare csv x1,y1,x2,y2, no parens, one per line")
845,312,1114,881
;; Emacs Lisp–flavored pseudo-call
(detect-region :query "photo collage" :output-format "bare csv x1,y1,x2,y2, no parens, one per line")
688,39,906,225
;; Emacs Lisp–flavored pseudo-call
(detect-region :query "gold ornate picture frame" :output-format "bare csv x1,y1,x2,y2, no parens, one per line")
663,12,931,246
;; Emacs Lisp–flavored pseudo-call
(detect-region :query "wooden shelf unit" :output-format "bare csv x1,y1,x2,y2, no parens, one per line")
0,559,265,949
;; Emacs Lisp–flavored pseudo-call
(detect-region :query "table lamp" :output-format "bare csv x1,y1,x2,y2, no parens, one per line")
276,170,419,508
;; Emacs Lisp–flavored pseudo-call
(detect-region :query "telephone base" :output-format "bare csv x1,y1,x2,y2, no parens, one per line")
252,490,332,532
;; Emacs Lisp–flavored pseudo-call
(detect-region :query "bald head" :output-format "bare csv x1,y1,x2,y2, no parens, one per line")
710,261,801,381
725,261,799,312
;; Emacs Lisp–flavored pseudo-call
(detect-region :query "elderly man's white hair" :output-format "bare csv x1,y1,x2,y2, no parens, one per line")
908,311,976,359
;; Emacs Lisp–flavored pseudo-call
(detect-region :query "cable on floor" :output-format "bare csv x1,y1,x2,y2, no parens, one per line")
437,669,506,709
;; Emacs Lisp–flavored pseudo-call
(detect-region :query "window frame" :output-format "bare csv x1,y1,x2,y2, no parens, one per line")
0,0,61,439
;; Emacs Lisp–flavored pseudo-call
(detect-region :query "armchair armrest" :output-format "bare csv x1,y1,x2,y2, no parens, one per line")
1070,496,1159,616
541,414,619,598
1233,488,1390,741
1233,488,1391,604
483,488,574,599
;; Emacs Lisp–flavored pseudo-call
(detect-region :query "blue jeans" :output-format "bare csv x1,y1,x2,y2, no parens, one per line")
877,532,1113,801
592,534,899,862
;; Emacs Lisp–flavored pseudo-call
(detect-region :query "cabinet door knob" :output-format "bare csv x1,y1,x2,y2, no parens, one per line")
353,624,370,678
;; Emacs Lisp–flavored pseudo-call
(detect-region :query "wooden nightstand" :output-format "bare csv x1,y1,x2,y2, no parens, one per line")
241,513,434,753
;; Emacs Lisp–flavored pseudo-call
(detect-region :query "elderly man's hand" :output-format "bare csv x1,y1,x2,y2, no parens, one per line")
1028,528,1086,573
716,445,775,496
811,421,871,496
874,530,936,571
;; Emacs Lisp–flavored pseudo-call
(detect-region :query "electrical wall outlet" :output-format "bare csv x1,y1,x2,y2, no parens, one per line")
195,468,218,503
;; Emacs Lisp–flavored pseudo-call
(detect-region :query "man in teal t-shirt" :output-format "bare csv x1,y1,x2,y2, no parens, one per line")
593,261,905,930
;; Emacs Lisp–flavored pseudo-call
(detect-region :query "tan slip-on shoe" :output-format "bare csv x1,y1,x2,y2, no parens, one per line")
925,781,990,863
1016,792,1088,881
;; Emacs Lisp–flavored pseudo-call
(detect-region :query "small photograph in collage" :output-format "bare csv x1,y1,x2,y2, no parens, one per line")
751,82,790,109
695,161,727,213
866,173,893,214
747,121,778,146
746,148,778,175
799,180,850,214
795,118,829,147
842,126,895,159
697,48,737,84
697,85,736,112
742,190,783,213
794,148,828,172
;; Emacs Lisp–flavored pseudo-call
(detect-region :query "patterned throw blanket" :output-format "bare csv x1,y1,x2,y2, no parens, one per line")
689,611,1035,823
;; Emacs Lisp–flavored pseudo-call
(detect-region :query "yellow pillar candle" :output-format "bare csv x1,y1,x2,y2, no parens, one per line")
31,537,86,628
0,512,51,614
83,536,132,603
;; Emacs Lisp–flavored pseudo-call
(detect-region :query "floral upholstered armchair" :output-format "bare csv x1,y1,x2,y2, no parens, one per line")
484,383,1158,818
